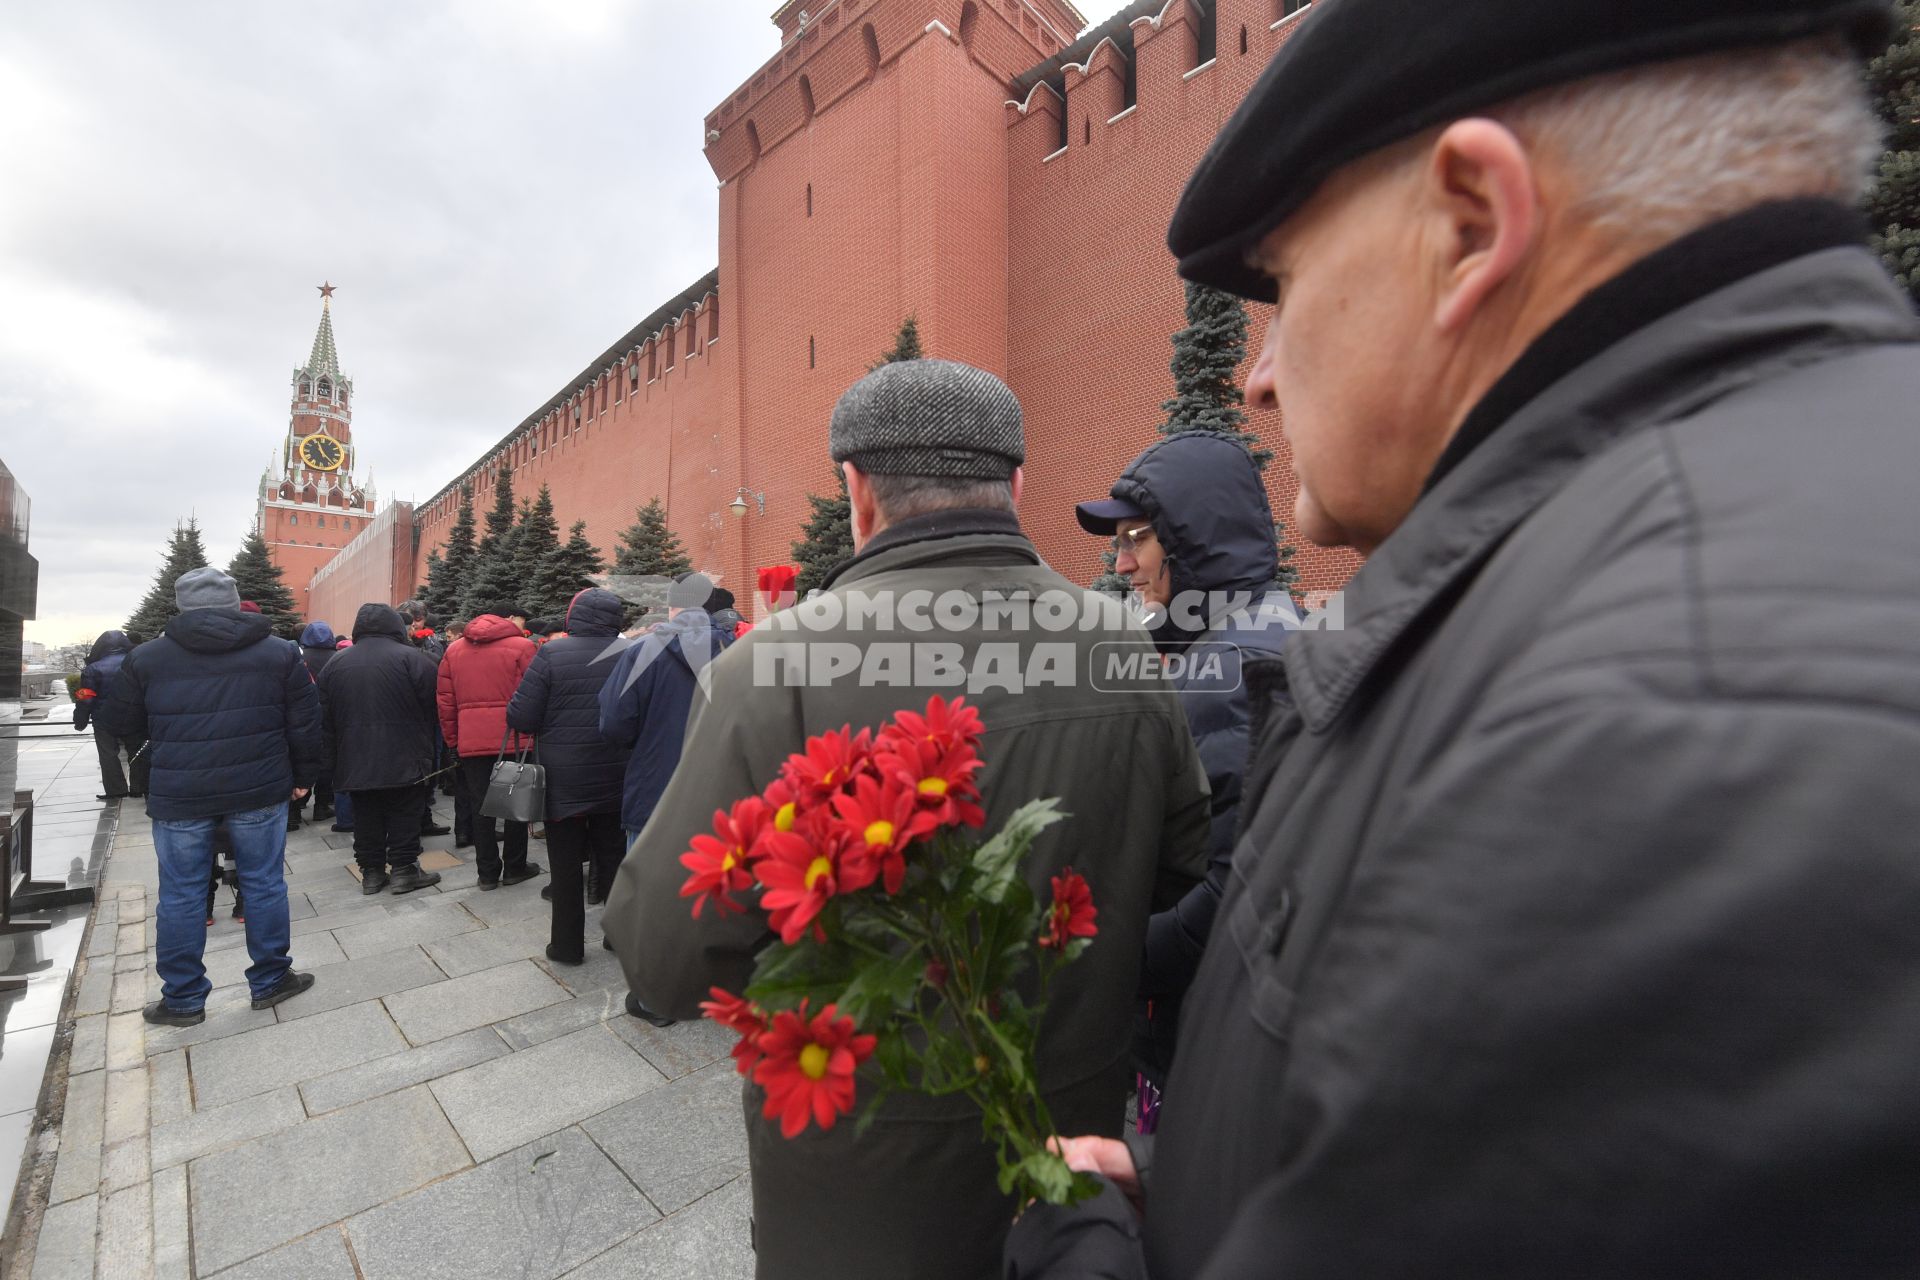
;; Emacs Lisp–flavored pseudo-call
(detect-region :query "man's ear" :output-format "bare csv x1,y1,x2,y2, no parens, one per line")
844,462,878,550
1008,467,1024,508
1426,119,1541,333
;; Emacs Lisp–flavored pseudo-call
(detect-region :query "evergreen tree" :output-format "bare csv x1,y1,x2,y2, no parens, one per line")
512,486,562,602
1093,282,1299,599
225,527,302,637
459,466,522,620
612,498,691,577
125,519,210,640
423,484,477,624
1869,0,1920,305
535,520,607,618
791,317,923,595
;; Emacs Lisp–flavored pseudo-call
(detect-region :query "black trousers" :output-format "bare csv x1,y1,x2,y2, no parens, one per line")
545,811,624,961
289,770,333,824
459,756,529,883
93,726,149,797
349,784,426,872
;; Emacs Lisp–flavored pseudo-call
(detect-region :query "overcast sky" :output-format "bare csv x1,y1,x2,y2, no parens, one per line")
3,1,1133,647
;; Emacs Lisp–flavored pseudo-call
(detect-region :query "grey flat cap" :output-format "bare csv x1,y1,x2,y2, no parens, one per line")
829,359,1025,481
175,566,241,612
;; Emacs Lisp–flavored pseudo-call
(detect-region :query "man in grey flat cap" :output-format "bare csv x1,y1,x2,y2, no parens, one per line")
99,567,320,1026
1011,1,1920,1277
604,358,1210,1280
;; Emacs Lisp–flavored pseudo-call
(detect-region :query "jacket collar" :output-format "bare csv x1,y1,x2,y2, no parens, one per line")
824,508,1039,589
1286,207,1919,734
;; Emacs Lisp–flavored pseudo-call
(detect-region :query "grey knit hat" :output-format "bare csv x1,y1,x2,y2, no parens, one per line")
829,359,1025,481
174,566,241,612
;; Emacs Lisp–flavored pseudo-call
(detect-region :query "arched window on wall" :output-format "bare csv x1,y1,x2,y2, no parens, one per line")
316,378,332,401
299,380,311,398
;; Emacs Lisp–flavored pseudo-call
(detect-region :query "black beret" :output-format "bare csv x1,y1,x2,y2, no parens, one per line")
1170,0,1892,301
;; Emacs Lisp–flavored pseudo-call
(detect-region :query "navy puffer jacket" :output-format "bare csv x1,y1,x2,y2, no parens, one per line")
597,607,728,833
506,589,633,821
318,605,439,792
1104,432,1297,1079
97,608,322,820
74,630,132,730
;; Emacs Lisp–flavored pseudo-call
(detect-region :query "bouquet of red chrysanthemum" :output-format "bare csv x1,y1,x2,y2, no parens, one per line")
681,695,1101,1206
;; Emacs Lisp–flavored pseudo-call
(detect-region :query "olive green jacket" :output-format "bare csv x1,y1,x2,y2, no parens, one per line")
603,512,1210,1280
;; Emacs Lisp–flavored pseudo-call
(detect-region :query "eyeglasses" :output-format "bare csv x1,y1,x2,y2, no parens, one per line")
1114,523,1156,555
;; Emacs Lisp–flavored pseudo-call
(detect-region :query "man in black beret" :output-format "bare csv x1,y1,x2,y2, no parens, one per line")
1012,2,1920,1277
604,358,1211,1280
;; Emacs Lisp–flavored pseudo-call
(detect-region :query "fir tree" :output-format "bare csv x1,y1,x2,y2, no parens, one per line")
535,520,607,618
791,317,923,595
459,466,522,620
423,484,477,624
612,498,691,577
126,519,210,640
512,486,562,601
1869,0,1920,305
225,527,302,637
1093,282,1299,599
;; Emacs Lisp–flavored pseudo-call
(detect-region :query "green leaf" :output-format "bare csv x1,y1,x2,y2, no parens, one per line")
970,799,1067,905
836,949,924,1025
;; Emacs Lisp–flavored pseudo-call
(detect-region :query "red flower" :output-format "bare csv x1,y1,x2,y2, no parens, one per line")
761,776,809,836
754,827,853,944
75,688,98,701
751,1001,876,1138
874,739,986,830
679,796,770,917
1040,868,1097,949
830,774,938,894
882,695,984,755
700,987,768,1076
783,726,875,800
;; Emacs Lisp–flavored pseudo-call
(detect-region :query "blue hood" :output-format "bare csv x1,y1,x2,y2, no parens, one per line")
166,608,276,655
300,621,337,649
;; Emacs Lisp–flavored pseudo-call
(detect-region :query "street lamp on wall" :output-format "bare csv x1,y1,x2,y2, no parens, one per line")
730,487,765,518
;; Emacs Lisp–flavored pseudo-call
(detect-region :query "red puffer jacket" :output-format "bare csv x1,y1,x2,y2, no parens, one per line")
436,615,537,758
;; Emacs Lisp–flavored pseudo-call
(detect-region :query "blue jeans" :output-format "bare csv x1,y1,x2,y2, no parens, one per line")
153,804,293,1008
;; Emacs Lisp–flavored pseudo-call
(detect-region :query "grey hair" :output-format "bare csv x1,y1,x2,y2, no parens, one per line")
1490,36,1881,244
864,472,1015,522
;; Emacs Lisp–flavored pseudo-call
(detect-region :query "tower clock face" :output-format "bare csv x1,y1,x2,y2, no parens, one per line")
300,433,345,471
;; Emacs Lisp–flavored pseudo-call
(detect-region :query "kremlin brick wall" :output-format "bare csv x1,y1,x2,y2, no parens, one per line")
399,0,1360,622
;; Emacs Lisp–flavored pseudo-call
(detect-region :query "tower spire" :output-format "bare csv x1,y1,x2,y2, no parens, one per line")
308,283,340,377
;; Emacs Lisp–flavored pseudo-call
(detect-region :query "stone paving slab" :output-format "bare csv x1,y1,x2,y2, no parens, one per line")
32,1192,98,1279
188,999,406,1101
383,958,569,1045
558,1177,755,1280
188,1085,470,1275
298,1026,510,1117
49,1069,105,1205
205,1228,358,1280
142,987,277,1055
273,945,444,1023
154,1163,191,1280
202,929,347,992
608,1010,736,1082
332,900,483,960
421,913,550,977
149,1049,193,1127
431,1025,666,1161
151,1085,306,1170
495,988,626,1050
345,1125,658,1280
582,1062,750,1215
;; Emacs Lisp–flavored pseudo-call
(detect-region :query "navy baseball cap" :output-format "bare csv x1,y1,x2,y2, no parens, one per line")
1074,496,1148,536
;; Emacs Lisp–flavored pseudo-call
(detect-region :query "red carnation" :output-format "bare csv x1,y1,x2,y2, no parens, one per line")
1040,868,1097,949
679,796,770,917
751,1001,876,1138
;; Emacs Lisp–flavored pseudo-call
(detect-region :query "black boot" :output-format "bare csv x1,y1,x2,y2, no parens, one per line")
388,864,442,895
361,868,391,895
312,802,334,821
500,862,543,887
625,991,676,1028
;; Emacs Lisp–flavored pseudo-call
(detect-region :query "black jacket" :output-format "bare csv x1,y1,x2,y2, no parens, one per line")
1009,211,1920,1278
317,605,440,793
1110,434,1296,1080
506,588,631,821
300,621,340,684
74,630,133,730
97,608,320,820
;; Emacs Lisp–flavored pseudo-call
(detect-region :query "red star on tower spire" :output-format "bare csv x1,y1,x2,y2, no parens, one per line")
318,281,336,301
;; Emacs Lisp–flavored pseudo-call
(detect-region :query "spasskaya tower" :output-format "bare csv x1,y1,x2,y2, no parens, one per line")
256,284,378,620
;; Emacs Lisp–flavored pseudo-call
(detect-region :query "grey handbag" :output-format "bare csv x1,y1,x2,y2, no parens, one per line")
479,730,544,824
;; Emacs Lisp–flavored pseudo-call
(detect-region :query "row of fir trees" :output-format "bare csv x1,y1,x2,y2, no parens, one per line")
126,520,304,642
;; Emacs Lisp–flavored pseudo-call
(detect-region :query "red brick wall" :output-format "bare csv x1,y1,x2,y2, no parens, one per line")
307,502,416,628
380,0,1364,620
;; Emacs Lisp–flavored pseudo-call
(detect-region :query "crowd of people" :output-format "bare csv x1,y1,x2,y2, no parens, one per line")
66,0,1920,1275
